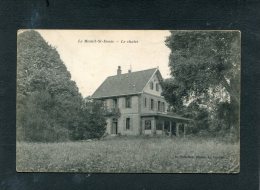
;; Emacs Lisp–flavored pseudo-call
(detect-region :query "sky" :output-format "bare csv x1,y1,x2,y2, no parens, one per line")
37,30,171,97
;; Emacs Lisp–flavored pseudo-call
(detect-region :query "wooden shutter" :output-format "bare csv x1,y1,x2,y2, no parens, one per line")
123,118,126,131
129,97,132,108
130,117,133,131
162,102,165,112
122,97,125,108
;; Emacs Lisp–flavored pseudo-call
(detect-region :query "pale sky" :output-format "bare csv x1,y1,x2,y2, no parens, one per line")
37,30,171,97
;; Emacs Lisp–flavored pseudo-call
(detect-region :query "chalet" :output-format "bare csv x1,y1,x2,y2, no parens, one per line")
92,66,192,136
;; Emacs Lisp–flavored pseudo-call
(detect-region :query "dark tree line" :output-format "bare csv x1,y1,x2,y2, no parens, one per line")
162,31,240,139
17,30,106,142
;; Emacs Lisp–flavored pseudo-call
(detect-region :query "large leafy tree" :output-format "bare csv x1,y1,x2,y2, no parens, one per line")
17,30,83,141
17,30,80,97
17,30,106,141
162,31,240,135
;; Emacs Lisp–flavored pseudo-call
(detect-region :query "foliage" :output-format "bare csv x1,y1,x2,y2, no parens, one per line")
17,30,106,142
182,102,210,134
70,99,107,140
162,31,240,137
17,91,70,142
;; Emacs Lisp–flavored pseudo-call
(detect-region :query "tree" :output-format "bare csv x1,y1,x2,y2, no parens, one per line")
82,98,107,139
17,30,83,141
162,31,240,136
68,98,107,140
17,30,107,141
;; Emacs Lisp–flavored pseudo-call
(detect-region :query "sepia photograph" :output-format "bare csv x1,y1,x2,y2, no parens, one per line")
16,30,240,173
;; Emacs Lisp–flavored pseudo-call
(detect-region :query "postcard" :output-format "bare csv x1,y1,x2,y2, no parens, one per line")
16,30,240,173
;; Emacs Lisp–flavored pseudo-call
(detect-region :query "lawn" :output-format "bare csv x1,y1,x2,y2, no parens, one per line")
16,136,239,173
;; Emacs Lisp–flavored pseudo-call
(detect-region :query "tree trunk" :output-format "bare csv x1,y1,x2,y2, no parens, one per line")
221,75,240,105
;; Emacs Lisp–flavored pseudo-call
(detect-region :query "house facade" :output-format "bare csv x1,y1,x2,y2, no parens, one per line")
92,66,192,136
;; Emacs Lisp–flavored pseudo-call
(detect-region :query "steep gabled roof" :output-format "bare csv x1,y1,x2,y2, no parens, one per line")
92,68,160,99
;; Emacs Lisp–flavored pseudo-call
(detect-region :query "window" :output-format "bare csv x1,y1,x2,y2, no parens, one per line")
125,97,131,108
158,101,161,111
145,120,151,130
144,97,147,108
156,83,159,91
162,102,165,112
150,82,153,90
126,118,130,130
151,99,154,110
113,98,118,108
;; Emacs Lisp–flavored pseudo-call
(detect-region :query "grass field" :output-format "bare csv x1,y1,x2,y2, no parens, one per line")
16,136,239,173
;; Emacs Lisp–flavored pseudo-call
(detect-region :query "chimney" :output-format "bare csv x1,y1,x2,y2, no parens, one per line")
117,66,122,75
128,64,132,73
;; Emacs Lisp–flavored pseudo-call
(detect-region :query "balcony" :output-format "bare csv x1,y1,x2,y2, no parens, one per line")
104,107,121,117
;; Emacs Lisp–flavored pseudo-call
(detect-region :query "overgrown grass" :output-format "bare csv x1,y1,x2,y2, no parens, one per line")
16,136,239,173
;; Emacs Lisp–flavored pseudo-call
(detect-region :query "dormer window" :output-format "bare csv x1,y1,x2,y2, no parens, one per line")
150,82,154,90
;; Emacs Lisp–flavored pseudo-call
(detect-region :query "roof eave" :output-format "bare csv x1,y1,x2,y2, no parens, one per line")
91,92,142,99
141,113,194,122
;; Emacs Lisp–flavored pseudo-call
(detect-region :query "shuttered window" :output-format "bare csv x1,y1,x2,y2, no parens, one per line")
113,98,118,108
125,97,131,108
151,99,154,110
162,102,165,112
126,118,130,130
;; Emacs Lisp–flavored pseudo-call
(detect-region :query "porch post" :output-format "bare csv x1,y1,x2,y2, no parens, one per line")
162,120,165,135
184,123,186,138
152,118,156,135
176,123,179,137
169,120,172,137
140,118,144,135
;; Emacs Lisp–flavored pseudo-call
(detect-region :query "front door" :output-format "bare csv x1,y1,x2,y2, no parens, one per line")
111,118,118,134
